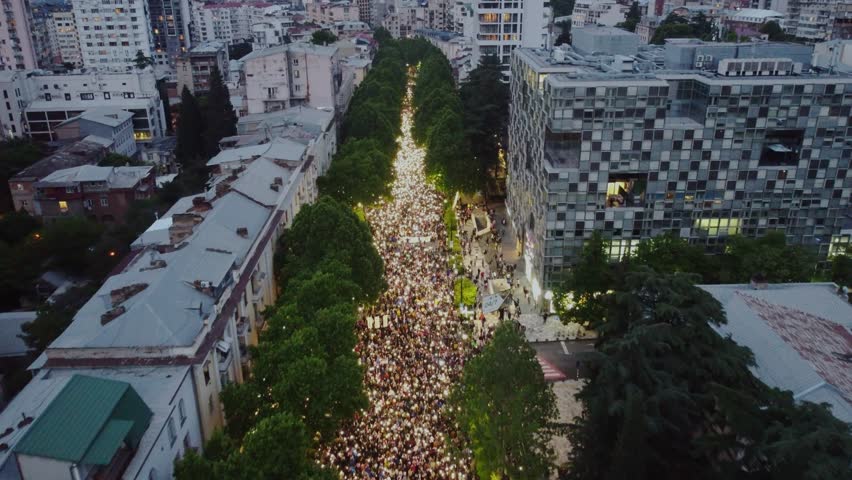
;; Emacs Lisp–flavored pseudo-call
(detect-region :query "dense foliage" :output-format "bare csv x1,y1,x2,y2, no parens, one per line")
564,267,852,480
318,38,407,204
174,36,410,480
451,322,558,479
412,43,480,193
651,13,716,44
175,66,237,191
459,55,509,193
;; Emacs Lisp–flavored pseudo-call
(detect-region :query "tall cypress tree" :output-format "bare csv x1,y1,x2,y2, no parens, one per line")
203,66,238,158
175,86,204,168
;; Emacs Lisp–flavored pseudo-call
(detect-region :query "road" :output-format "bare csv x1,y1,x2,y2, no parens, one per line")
534,340,596,380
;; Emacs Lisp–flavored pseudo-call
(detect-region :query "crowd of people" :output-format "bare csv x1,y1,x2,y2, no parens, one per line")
321,84,489,479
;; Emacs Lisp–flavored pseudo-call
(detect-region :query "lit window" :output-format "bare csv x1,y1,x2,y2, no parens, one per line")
58,200,68,212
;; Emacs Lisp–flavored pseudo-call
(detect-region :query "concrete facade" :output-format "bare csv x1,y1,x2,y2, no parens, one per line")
0,0,37,71
71,0,156,71
507,44,852,295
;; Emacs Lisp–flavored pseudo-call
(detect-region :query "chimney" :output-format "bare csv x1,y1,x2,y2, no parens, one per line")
274,176,283,185
236,227,248,238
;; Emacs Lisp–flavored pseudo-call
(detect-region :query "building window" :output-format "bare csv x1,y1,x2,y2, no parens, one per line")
58,200,68,212
83,199,93,209
203,361,210,384
178,399,187,425
45,93,51,101
65,93,71,101
80,93,94,100
292,58,299,66
65,186,76,193
208,394,214,414
104,92,111,99
167,417,177,446
148,469,158,480
693,218,741,237
294,70,300,79
606,174,647,208
294,85,301,92
99,197,109,207
123,92,135,98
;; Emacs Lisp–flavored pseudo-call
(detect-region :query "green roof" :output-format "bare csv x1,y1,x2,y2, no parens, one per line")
13,375,152,464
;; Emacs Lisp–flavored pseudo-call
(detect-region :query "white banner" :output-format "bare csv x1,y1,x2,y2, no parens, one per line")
481,294,504,314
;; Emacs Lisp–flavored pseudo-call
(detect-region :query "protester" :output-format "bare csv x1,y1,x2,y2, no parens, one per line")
322,84,490,479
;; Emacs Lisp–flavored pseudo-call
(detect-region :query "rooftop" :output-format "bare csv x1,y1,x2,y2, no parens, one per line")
572,25,637,37
13,375,152,464
730,8,784,20
189,41,227,55
10,140,107,181
700,283,852,423
76,108,134,128
37,165,153,189
241,42,337,62
0,366,188,475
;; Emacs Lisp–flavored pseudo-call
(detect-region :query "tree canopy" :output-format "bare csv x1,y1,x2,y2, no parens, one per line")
310,29,337,45
564,268,852,480
451,322,557,479
651,13,715,44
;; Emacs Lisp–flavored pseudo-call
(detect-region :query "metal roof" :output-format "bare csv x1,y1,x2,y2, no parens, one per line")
700,283,852,423
13,375,152,464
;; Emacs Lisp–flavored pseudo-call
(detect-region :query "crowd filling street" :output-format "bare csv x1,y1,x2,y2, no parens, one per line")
321,83,489,479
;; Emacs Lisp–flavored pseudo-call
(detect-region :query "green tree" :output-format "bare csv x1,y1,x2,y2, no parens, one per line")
202,66,238,158
133,50,154,69
719,231,815,283
39,217,104,275
373,27,392,45
554,232,613,328
830,245,852,288
554,21,572,46
0,139,45,211
20,284,97,351
759,20,785,41
98,152,146,167
0,210,40,245
317,138,392,204
425,107,479,193
551,0,575,17
460,55,509,189
310,29,337,45
451,322,557,479
615,2,641,32
631,232,712,279
238,412,312,479
176,86,205,168
276,196,384,301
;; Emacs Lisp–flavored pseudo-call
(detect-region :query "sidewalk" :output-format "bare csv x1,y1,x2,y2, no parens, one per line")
457,201,594,342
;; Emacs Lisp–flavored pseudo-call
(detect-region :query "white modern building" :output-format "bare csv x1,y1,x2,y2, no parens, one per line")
71,0,156,71
0,0,37,71
242,43,345,114
465,0,551,75
49,10,83,67
0,68,166,141
381,0,427,39
571,0,627,28
190,0,273,45
782,0,852,41
251,16,295,49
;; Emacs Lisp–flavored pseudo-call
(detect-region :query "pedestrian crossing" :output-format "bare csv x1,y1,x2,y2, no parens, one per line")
537,355,567,382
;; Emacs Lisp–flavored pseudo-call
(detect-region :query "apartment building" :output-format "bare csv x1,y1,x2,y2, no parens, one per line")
571,0,627,28
190,1,272,45
0,68,166,142
29,3,57,69
8,138,108,214
149,0,192,67
242,43,344,114
382,0,427,39
49,10,83,67
462,0,551,75
783,0,852,41
176,41,229,94
34,164,155,223
0,0,37,70
71,0,156,71
0,368,203,480
306,0,361,25
507,39,852,296
251,16,296,49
